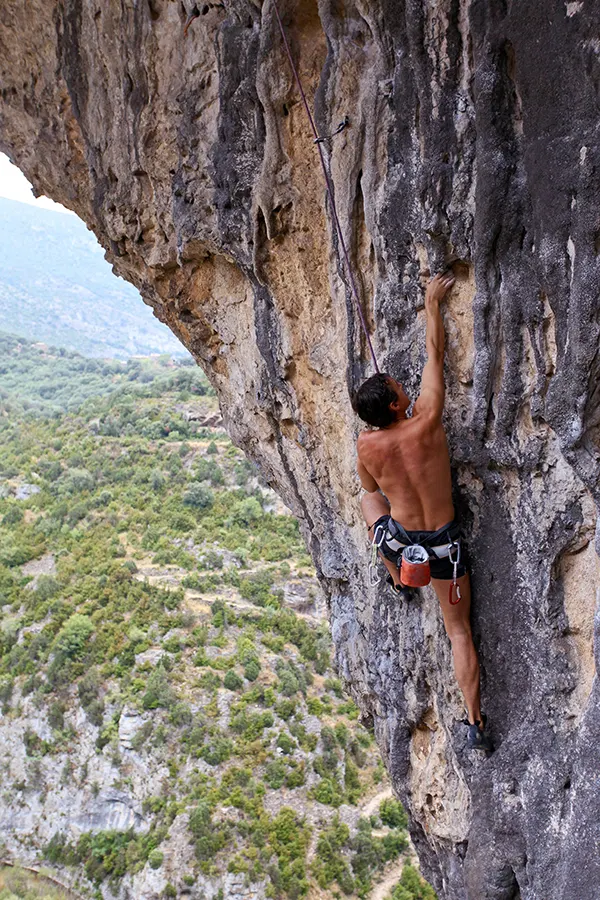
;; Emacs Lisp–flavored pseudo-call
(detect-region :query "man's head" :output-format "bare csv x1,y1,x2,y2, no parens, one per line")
352,373,410,427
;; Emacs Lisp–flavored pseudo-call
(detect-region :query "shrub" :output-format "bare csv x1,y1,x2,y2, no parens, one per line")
200,738,232,766
230,498,263,527
312,777,344,808
48,701,66,731
189,802,228,861
239,570,275,606
35,574,60,601
380,798,408,830
285,762,306,789
306,697,324,716
320,725,337,751
148,849,164,869
2,506,24,526
53,614,94,659
312,817,353,893
244,659,261,682
195,458,224,486
276,699,296,721
0,676,14,711
224,670,243,691
169,703,193,727
78,668,104,725
183,483,214,509
131,721,153,751
142,667,176,710
265,760,287,789
150,470,165,491
267,808,310,898
335,723,349,748
59,467,95,494
276,732,296,755
390,863,437,899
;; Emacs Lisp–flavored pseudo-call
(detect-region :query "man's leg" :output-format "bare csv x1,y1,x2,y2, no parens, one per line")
360,492,402,587
430,573,482,726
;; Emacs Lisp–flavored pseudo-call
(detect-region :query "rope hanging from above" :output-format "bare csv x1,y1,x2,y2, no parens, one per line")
271,0,380,374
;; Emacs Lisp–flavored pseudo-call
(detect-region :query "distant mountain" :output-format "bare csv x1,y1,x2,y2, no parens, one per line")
0,197,185,358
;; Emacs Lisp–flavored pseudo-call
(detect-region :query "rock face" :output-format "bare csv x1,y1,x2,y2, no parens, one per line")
1,2,599,897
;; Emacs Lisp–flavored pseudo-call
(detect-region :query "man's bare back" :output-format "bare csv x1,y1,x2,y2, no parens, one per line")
357,406,454,531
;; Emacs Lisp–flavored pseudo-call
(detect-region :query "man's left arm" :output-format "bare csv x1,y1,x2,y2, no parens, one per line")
413,272,454,419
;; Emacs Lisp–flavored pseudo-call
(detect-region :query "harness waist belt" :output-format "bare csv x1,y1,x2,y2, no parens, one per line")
383,533,455,559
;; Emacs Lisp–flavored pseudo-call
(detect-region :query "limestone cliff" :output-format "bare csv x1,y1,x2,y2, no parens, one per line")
1,1,599,897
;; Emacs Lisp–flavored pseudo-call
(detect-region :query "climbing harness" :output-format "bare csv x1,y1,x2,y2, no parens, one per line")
447,541,462,605
271,0,380,374
369,516,463,602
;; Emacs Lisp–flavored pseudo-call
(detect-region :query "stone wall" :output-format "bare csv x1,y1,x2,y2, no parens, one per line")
1,1,599,897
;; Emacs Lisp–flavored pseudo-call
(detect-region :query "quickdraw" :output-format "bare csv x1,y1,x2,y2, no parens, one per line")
447,541,462,605
368,523,387,587
314,116,350,144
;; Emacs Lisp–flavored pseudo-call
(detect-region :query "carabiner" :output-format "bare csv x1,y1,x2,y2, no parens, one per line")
447,540,462,605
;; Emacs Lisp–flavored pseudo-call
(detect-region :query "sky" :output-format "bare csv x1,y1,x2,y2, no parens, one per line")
0,152,73,214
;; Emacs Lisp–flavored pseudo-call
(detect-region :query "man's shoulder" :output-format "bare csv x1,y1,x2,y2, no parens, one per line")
357,427,381,451
410,403,445,430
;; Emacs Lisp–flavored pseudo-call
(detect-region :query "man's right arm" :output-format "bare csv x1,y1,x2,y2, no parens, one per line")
357,458,379,493
413,272,454,419
357,437,379,492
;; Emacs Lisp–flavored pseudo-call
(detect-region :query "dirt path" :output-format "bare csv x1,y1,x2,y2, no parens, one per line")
369,857,407,900
361,785,394,818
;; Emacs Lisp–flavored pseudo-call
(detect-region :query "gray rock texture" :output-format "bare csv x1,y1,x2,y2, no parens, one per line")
1,2,599,898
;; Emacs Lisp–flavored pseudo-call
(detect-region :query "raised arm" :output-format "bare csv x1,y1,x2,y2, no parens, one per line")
413,272,455,419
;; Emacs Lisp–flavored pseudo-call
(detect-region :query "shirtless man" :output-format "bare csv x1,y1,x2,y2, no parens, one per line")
353,272,492,752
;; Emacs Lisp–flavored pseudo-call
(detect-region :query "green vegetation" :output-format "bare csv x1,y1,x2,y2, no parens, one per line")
0,865,72,899
0,333,204,417
388,864,437,900
0,347,434,900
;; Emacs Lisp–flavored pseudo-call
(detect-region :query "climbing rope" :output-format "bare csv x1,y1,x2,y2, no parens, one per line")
271,1,380,374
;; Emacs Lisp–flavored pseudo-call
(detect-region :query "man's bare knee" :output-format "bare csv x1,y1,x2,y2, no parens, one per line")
445,621,473,645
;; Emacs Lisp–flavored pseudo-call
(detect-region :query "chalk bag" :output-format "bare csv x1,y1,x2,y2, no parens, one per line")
401,544,431,587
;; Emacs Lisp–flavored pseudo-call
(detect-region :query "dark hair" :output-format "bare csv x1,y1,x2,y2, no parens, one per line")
352,373,397,427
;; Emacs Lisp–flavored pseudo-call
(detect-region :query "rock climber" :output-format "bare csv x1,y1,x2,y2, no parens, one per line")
352,272,492,752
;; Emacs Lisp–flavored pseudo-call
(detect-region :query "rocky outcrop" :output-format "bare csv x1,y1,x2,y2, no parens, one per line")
1,2,599,897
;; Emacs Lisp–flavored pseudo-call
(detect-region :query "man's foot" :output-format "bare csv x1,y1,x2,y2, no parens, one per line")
385,575,413,602
465,717,494,754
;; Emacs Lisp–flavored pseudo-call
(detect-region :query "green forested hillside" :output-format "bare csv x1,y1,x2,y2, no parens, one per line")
0,333,201,417
0,198,184,359
0,344,435,900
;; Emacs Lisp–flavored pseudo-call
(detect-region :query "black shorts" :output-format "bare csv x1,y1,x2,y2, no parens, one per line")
370,516,468,581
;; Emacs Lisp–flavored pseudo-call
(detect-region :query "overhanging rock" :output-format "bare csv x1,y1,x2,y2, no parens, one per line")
1,2,599,897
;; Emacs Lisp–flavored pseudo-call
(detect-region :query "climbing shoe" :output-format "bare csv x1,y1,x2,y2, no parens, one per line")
465,717,494,754
385,575,413,603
